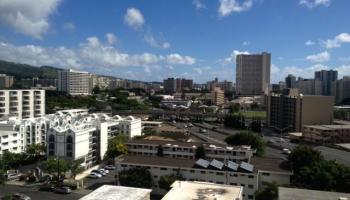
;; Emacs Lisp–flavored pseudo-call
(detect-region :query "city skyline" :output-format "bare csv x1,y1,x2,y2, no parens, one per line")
1,0,350,83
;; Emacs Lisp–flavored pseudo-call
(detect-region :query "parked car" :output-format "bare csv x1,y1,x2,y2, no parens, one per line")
39,183,54,192
100,168,109,174
91,170,105,176
6,173,20,181
38,175,52,182
12,193,31,200
200,129,207,133
54,186,72,194
88,173,100,179
188,123,193,127
104,165,115,170
282,148,291,155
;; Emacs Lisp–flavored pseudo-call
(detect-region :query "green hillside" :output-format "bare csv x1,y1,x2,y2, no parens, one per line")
0,60,62,79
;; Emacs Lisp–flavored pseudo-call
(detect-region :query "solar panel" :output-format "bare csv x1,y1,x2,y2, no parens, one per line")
240,162,254,172
210,159,224,170
195,159,210,168
227,160,239,171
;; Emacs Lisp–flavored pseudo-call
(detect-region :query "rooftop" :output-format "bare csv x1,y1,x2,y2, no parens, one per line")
278,187,350,200
162,181,243,200
304,124,350,130
79,185,151,200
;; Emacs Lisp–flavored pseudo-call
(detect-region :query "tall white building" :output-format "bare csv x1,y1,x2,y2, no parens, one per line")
236,52,271,95
0,90,45,120
58,69,91,95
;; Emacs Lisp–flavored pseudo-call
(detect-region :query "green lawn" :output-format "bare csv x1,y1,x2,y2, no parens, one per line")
241,111,266,119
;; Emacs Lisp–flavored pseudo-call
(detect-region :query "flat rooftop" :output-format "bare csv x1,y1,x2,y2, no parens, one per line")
79,185,151,200
162,181,243,200
278,187,350,200
304,124,350,130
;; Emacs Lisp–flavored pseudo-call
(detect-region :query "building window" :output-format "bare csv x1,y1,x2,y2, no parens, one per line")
48,135,55,156
66,135,73,157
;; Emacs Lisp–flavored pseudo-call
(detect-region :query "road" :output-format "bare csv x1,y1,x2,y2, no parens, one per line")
315,146,350,166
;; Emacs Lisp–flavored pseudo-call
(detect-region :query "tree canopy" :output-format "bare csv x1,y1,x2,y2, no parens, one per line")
195,145,206,159
255,182,278,200
225,132,265,156
104,135,128,160
119,167,152,188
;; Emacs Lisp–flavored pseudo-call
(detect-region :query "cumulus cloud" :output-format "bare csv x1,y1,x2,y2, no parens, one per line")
144,33,170,49
193,66,212,75
242,41,250,46
321,33,350,49
305,40,315,46
218,0,253,17
124,8,144,30
193,0,206,9
105,33,117,45
63,22,75,31
0,36,196,72
224,50,250,63
299,0,331,8
306,51,330,62
0,0,62,39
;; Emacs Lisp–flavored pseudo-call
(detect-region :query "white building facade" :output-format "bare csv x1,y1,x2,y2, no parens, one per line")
58,69,91,95
0,90,45,119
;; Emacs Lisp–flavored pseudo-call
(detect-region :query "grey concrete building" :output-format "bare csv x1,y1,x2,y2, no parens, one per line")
315,70,338,96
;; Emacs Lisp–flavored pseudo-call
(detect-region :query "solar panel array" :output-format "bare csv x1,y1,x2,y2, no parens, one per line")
210,159,224,170
240,162,254,172
195,158,210,168
227,161,239,171
195,159,254,173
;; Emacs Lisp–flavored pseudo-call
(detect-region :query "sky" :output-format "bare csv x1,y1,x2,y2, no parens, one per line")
0,0,350,83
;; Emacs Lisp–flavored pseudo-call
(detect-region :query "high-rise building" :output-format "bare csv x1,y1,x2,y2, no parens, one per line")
267,89,333,132
296,78,322,95
236,52,271,95
333,76,350,104
0,74,14,89
285,74,296,89
58,69,91,95
0,89,45,119
315,70,338,96
163,78,193,94
211,87,225,106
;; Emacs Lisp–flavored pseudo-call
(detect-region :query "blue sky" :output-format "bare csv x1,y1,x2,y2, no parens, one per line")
0,0,350,83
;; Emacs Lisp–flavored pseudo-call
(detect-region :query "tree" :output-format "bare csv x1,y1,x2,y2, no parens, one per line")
157,145,164,157
104,134,128,160
69,160,85,179
119,167,152,188
0,170,6,186
229,103,240,114
255,182,278,200
93,85,101,94
26,144,46,155
288,145,323,173
225,132,266,157
1,151,21,169
195,145,206,159
158,173,182,191
250,117,262,133
224,114,246,129
43,159,69,176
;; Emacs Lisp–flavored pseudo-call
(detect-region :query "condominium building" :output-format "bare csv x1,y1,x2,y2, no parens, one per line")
211,87,225,106
0,74,14,89
0,117,48,155
116,155,292,200
267,89,334,132
163,78,193,94
236,52,271,95
315,70,338,96
58,69,91,95
303,125,350,144
0,89,45,119
90,75,113,91
285,74,296,89
126,140,255,163
333,76,350,104
296,78,322,95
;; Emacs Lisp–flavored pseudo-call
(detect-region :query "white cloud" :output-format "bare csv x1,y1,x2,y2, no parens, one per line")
193,0,206,9
299,0,331,8
105,33,117,45
271,64,329,83
306,51,330,62
166,54,196,65
321,33,350,49
193,66,212,75
218,0,253,17
339,57,350,62
335,65,350,78
305,40,315,46
242,41,250,46
0,0,62,39
63,22,75,31
224,50,250,63
124,8,145,30
144,33,170,49
0,36,196,72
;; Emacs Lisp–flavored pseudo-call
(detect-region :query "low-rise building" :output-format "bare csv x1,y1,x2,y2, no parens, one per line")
303,125,350,144
79,185,152,200
116,155,292,200
162,181,243,200
278,187,350,200
126,140,254,163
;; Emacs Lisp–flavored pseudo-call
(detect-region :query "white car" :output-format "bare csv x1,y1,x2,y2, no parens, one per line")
104,165,115,170
100,169,109,174
282,148,291,155
89,172,102,178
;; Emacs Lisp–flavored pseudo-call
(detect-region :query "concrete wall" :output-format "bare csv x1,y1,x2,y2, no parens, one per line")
301,96,334,129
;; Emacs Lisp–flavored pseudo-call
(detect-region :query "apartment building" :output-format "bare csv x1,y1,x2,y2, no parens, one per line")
236,52,271,95
116,155,292,200
79,185,152,200
333,76,350,104
0,74,14,89
0,89,45,119
163,78,193,94
267,88,334,132
296,78,322,95
211,87,225,106
0,117,48,155
285,74,296,89
315,70,338,96
303,125,350,144
58,69,91,95
126,140,255,163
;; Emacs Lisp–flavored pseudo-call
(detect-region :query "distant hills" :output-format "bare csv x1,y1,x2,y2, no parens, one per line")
0,60,62,79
